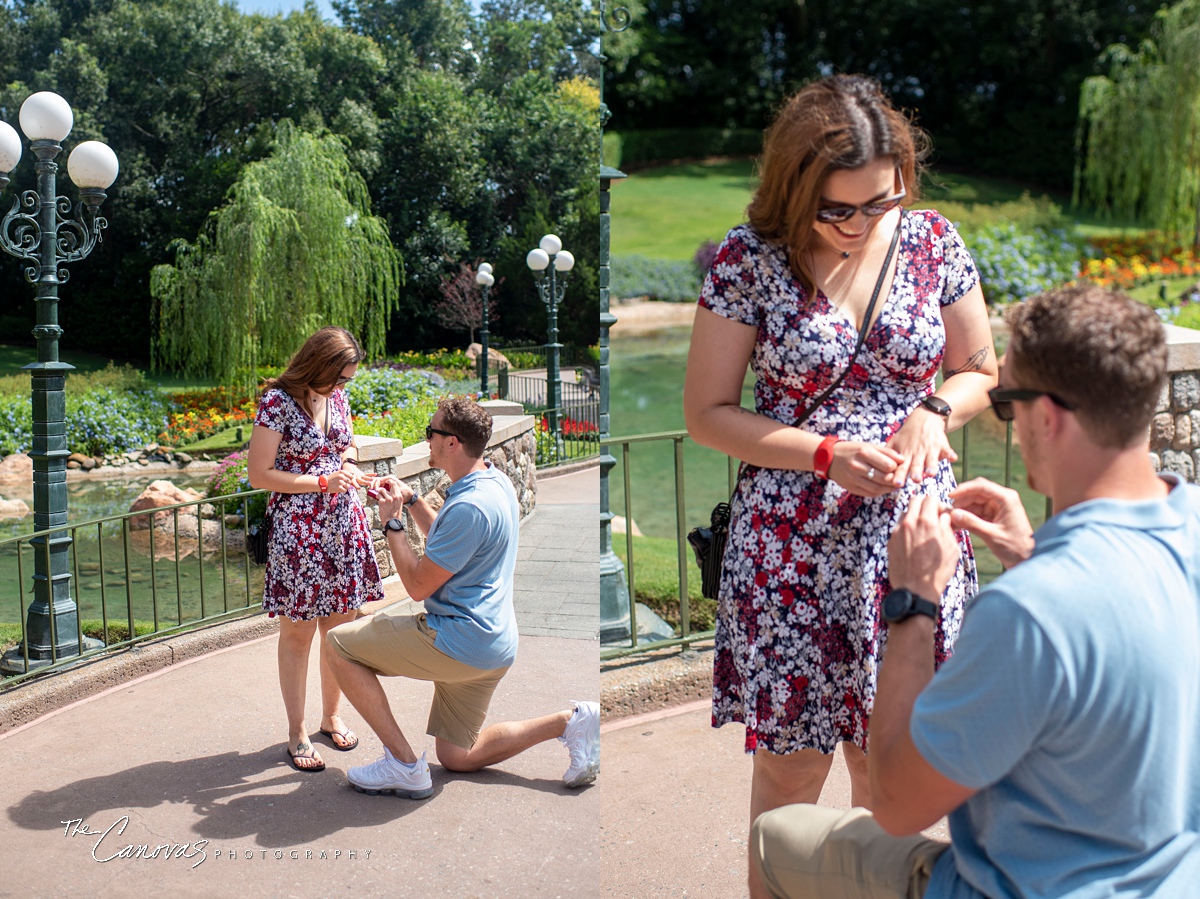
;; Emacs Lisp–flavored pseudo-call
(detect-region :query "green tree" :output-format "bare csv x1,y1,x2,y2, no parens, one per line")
1076,0,1200,244
332,0,474,71
607,0,1162,187
150,123,400,383
1,0,390,356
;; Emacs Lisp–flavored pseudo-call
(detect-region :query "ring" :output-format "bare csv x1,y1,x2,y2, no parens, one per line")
866,467,875,481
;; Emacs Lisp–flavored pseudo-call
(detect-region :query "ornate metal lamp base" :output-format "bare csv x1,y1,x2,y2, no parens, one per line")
1,635,105,675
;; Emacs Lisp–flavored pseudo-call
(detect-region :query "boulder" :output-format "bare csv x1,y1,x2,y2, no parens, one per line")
611,515,644,537
0,497,30,519
0,453,32,486
466,343,510,368
128,479,206,529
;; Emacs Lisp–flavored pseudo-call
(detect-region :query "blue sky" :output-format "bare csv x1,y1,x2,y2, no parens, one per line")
233,0,338,19
231,0,485,20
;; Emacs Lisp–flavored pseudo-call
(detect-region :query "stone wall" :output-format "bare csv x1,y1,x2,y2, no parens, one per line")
349,401,538,578
1150,325,1200,481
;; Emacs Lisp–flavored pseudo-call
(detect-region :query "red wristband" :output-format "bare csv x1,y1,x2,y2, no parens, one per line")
813,435,840,479
318,475,329,493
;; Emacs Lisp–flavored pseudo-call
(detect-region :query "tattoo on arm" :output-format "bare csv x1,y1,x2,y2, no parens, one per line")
944,346,989,379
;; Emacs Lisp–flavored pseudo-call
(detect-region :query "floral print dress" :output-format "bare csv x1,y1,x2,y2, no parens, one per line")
703,209,979,755
254,387,383,621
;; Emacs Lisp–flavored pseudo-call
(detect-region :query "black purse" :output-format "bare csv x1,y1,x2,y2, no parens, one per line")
687,215,903,600
248,513,271,564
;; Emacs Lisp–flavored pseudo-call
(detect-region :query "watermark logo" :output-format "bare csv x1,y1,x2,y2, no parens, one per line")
62,816,372,869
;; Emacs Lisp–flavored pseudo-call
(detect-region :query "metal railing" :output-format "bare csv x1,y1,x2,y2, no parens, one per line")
534,399,601,469
0,489,267,688
495,345,593,371
500,366,598,408
601,419,1033,660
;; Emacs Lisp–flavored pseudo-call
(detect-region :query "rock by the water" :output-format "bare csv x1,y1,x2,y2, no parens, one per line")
0,453,32,485
129,480,206,529
0,497,30,518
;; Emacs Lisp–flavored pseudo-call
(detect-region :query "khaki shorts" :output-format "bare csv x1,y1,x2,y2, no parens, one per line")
326,600,509,750
752,805,948,899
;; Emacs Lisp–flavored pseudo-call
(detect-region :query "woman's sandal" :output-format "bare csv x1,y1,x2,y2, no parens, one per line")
286,742,326,773
319,727,359,751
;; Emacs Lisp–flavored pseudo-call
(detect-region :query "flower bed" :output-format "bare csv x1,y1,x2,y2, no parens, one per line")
1076,234,1200,291
159,387,258,446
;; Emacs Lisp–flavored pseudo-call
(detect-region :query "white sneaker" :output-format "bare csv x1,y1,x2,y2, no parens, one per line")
560,701,600,787
347,748,433,799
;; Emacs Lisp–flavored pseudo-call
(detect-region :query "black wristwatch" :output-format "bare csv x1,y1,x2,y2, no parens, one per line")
882,588,938,624
404,488,420,507
383,517,406,533
920,395,952,423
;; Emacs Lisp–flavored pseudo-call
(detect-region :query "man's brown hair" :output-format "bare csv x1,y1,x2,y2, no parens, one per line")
265,326,364,405
1005,284,1166,448
747,73,928,300
438,396,492,458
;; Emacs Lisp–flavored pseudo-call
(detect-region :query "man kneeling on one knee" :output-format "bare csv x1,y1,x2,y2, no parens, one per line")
325,396,599,798
752,284,1200,897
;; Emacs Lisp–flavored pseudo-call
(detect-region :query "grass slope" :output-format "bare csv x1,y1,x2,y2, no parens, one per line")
610,159,1153,261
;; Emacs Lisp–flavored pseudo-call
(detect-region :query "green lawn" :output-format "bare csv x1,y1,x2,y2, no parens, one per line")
610,160,759,260
0,343,219,392
0,343,122,376
610,160,1154,261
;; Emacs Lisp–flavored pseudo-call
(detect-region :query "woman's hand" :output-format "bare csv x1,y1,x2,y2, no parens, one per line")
887,408,958,484
827,441,907,497
322,470,358,495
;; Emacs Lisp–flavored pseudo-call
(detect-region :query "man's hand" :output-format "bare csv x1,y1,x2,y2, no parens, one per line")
888,494,960,600
949,478,1034,570
374,475,413,522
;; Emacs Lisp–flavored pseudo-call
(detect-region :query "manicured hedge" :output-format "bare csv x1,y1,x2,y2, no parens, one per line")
610,129,761,167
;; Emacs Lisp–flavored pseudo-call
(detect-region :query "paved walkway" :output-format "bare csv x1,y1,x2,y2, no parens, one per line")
601,648,949,899
0,466,599,899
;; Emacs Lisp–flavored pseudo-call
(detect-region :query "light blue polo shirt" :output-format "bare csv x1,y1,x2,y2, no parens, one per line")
420,462,519,671
913,474,1200,898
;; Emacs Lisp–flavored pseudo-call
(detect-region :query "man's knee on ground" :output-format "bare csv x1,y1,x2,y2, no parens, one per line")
435,737,481,772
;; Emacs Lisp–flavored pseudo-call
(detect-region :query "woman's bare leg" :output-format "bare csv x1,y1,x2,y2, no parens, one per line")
317,611,359,740
748,747,835,899
277,616,321,768
841,741,872,809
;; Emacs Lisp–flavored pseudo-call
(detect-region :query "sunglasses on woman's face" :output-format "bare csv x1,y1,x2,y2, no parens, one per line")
335,374,355,386
815,170,906,224
988,386,1077,422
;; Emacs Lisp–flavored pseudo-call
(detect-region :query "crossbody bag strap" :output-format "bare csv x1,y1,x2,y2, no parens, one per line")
728,210,904,495
265,394,338,518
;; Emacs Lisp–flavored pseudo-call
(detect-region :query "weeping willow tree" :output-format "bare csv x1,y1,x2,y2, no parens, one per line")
151,122,402,383
1076,0,1200,247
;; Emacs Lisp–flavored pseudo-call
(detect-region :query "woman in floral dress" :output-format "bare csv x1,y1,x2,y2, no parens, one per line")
247,326,384,772
683,75,997,895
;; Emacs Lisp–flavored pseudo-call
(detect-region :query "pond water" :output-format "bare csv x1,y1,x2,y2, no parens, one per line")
608,325,1048,584
0,471,262,633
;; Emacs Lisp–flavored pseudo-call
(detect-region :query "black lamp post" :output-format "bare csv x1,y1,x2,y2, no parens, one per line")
476,263,494,395
598,1,635,644
526,234,574,437
0,91,118,673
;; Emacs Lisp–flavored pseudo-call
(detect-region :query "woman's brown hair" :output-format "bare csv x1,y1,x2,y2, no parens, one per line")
264,326,364,405
747,74,929,299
